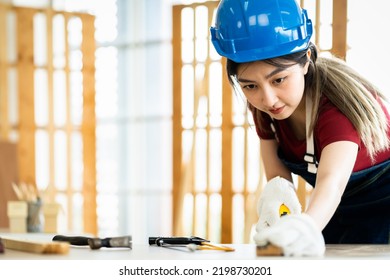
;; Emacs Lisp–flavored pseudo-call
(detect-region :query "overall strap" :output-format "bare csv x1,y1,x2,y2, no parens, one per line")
304,95,318,173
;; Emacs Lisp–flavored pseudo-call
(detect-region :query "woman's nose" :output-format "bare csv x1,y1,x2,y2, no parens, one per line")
261,87,277,108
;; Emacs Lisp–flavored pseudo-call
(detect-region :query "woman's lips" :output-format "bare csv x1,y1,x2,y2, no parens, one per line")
269,106,285,115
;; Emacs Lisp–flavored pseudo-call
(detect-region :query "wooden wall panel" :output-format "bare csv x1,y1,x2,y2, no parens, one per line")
172,1,239,243
0,4,97,235
172,4,183,236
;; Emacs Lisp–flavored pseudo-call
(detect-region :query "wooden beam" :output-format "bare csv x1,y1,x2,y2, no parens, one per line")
63,14,73,231
172,4,183,236
81,14,97,236
45,8,56,204
0,4,9,138
332,0,348,59
221,58,233,243
16,8,36,185
297,177,307,210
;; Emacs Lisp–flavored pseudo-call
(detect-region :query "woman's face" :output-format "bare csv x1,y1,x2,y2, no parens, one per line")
235,60,309,120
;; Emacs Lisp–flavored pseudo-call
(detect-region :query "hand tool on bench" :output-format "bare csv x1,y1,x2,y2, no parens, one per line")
1,237,69,254
149,236,235,252
53,234,132,250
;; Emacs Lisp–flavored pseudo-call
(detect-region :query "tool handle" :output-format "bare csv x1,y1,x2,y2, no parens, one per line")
149,237,192,246
149,236,209,246
52,235,90,246
88,238,111,249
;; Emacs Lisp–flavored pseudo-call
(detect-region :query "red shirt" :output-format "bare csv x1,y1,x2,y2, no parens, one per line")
255,96,390,172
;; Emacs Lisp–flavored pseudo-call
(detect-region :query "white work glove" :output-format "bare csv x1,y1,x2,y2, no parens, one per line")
256,176,301,232
254,213,326,257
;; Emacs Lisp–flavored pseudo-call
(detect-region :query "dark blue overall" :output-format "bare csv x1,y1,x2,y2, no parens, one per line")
278,148,390,244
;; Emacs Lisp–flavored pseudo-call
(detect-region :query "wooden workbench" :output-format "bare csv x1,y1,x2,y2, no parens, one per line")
1,243,390,260
1,232,389,280
1,232,389,260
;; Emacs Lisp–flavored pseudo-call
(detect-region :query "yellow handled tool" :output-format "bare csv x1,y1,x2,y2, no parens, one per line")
279,203,290,217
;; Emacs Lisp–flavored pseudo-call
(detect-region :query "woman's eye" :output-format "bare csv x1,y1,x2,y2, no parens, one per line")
273,77,286,85
243,84,256,90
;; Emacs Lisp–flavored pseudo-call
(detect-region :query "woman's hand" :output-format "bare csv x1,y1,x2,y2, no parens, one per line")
255,176,301,232
254,213,326,257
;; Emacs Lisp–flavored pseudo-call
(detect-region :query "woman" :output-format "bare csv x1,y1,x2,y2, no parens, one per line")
210,0,390,256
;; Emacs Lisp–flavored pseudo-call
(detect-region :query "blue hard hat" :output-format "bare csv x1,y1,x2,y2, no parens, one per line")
210,0,313,63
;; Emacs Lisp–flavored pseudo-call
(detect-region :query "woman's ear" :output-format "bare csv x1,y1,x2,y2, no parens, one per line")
303,49,311,75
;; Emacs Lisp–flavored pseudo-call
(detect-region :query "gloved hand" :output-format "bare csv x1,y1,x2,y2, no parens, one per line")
256,176,301,232
254,213,326,257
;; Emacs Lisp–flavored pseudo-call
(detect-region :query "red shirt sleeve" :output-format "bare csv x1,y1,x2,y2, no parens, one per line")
315,101,361,151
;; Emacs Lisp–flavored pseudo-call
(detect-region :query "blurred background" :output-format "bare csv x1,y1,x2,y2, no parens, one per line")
0,0,389,245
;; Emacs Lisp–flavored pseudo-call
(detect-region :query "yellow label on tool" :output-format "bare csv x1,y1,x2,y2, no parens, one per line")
279,204,290,217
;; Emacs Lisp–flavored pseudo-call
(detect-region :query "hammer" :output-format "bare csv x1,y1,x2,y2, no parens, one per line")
53,235,132,250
